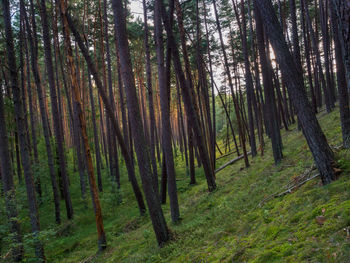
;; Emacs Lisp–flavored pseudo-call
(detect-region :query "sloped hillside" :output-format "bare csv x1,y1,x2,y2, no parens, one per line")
15,108,349,263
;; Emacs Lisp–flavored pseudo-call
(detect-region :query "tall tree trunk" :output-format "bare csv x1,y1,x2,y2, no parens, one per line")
87,67,103,191
213,0,250,167
143,0,159,195
254,0,337,185
304,0,332,112
319,0,336,107
233,0,257,157
161,0,216,191
203,0,217,166
301,0,317,113
103,0,121,187
195,0,215,167
65,9,147,216
154,0,180,223
330,0,350,91
22,0,64,221
58,0,107,250
111,0,169,246
38,0,73,221
2,0,45,260
331,4,350,147
254,4,283,164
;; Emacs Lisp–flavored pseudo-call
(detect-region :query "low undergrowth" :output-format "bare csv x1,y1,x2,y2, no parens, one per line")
1,108,349,263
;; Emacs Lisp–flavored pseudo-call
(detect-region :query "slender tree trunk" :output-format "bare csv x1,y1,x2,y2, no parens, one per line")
154,0,180,223
203,0,217,166
88,67,103,191
319,0,336,107
58,0,107,250
2,0,45,260
39,0,73,221
23,0,64,220
195,0,215,167
103,0,121,187
143,0,159,195
304,0,332,112
176,79,189,174
301,0,317,113
233,0,257,157
213,0,250,167
24,29,39,165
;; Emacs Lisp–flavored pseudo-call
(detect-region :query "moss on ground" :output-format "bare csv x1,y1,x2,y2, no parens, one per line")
1,108,349,263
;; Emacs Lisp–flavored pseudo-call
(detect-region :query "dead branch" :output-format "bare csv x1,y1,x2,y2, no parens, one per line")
215,151,252,173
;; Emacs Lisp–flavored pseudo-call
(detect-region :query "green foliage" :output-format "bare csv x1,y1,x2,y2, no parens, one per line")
1,108,349,262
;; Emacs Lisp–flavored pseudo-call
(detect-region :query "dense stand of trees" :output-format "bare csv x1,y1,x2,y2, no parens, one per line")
0,0,349,260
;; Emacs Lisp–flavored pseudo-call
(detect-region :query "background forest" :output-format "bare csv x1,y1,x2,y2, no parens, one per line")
0,0,349,262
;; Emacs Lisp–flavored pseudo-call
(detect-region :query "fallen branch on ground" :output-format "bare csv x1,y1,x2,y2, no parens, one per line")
215,151,252,173
216,149,238,160
274,173,319,198
258,164,318,207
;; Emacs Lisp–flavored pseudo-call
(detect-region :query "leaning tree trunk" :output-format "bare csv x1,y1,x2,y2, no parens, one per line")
58,0,107,251
254,3,283,164
103,0,121,187
304,0,332,113
213,0,250,167
254,0,337,185
143,0,159,195
66,12,147,216
161,0,216,192
330,0,350,91
203,0,217,166
22,0,65,221
330,4,350,148
38,0,73,222
233,0,257,157
111,0,169,246
154,0,180,223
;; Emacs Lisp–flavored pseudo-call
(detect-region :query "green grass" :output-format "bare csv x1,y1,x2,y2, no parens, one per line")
1,108,350,263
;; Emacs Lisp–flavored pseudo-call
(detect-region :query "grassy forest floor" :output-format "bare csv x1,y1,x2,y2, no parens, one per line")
1,107,350,262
